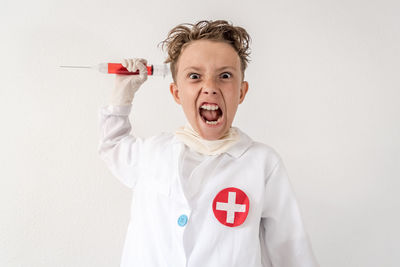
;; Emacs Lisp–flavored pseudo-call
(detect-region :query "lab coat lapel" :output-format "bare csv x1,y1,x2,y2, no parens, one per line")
183,155,225,202
171,141,222,207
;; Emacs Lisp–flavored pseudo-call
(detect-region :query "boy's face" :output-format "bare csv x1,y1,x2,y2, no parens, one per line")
170,39,249,140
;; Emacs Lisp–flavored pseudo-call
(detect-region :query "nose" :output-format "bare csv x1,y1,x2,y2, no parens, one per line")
202,77,219,95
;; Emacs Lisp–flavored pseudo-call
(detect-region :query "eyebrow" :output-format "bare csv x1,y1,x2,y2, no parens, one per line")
183,66,236,72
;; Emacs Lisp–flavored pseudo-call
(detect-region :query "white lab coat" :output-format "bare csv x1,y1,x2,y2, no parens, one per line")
98,104,319,267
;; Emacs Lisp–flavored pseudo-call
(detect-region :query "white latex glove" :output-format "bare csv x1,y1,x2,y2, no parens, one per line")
110,58,148,106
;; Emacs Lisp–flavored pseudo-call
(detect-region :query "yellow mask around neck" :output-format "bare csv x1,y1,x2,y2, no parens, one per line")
174,122,240,156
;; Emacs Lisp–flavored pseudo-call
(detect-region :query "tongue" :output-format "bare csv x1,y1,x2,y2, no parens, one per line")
200,109,219,121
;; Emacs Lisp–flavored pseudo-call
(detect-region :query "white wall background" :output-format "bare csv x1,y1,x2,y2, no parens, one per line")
1,0,399,266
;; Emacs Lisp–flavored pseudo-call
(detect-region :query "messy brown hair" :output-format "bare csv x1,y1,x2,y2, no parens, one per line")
158,20,251,82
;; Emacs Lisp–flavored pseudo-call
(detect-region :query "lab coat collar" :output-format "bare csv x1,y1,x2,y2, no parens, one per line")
171,127,253,159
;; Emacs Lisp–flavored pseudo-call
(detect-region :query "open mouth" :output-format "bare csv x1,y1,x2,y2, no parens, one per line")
199,102,223,126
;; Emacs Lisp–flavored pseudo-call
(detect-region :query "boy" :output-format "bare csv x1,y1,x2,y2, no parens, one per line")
98,20,319,267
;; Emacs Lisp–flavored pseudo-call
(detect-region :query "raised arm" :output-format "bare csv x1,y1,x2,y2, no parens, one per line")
97,58,148,189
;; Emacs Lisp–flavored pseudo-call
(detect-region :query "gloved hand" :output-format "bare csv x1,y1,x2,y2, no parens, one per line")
110,58,148,106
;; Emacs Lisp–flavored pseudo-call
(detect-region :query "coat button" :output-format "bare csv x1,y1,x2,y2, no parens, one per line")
177,214,188,227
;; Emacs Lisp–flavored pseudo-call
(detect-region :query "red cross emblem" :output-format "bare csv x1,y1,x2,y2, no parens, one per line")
212,187,249,227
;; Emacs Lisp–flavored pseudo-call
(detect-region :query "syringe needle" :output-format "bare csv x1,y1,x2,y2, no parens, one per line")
59,65,92,68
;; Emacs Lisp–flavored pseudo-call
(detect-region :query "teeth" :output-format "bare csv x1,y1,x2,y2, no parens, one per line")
205,120,218,125
201,104,219,111
204,115,223,125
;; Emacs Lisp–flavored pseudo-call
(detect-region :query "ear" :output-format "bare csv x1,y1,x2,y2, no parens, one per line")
239,81,249,104
170,82,181,105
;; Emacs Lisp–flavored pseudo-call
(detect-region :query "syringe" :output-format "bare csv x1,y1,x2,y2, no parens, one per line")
59,63,170,77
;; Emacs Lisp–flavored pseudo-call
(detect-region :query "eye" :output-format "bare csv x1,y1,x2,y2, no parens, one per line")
220,72,232,79
189,73,200,79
